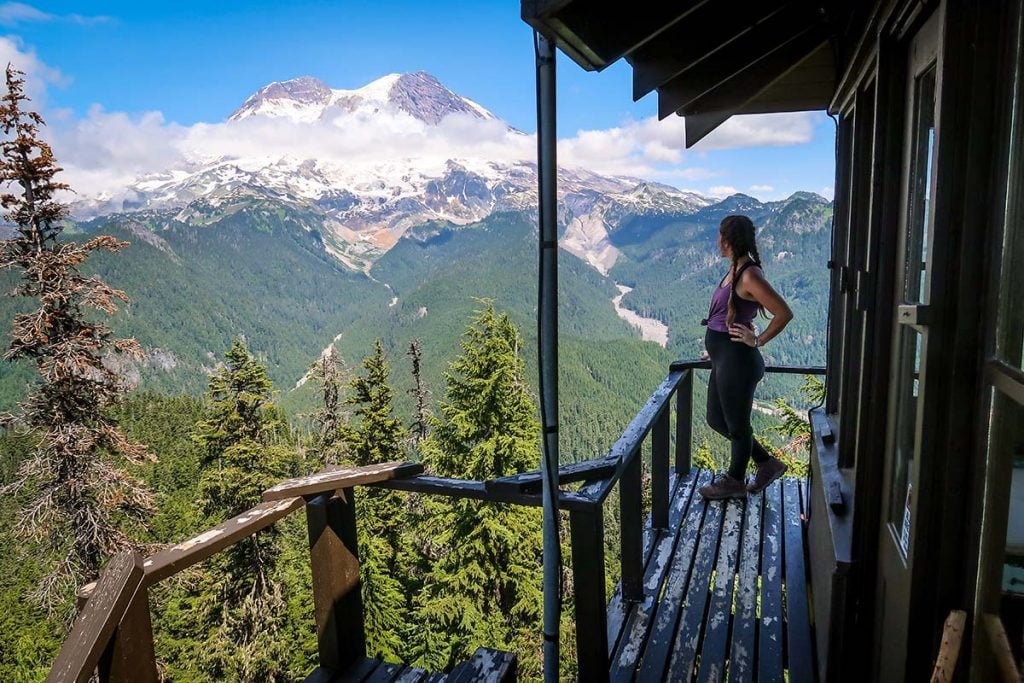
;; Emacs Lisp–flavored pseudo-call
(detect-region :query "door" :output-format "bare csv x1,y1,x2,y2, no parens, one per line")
874,10,940,681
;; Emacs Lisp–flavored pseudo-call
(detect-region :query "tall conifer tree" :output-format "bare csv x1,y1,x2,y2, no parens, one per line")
343,339,409,661
0,65,153,615
309,347,349,465
190,339,298,680
413,304,543,675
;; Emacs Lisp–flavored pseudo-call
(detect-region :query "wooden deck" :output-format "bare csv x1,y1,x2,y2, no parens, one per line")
606,468,815,682
305,647,516,683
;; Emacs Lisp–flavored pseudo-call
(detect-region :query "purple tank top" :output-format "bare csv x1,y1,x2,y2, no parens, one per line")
706,271,760,333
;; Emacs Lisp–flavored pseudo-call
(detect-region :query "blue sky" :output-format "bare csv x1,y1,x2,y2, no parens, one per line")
1,1,836,200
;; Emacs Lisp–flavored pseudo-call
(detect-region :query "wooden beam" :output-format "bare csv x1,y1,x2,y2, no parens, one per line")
306,491,365,672
619,451,644,602
485,454,618,494
523,0,712,71
657,8,823,119
630,0,792,100
98,586,158,683
262,462,424,502
369,474,598,511
46,552,144,683
595,370,685,503
983,614,1021,683
929,610,966,683
143,496,304,584
569,504,608,681
682,31,831,147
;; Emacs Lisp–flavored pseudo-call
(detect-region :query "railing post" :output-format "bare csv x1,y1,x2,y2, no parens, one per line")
676,369,693,475
620,450,644,603
570,506,609,682
306,489,365,672
98,587,158,682
652,405,670,530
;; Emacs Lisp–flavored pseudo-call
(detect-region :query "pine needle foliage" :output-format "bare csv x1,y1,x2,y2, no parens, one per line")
188,339,299,681
0,65,153,616
413,303,543,675
342,339,410,662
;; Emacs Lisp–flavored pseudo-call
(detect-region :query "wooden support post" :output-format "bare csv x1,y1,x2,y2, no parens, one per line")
652,405,670,530
620,450,644,603
569,507,609,683
98,587,158,683
306,490,365,672
676,370,693,475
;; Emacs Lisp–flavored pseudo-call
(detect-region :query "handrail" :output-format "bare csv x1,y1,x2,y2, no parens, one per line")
61,360,827,683
47,552,144,683
562,358,826,681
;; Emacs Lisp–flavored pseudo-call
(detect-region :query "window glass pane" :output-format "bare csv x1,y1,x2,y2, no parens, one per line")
888,326,922,543
903,66,937,305
972,388,1024,676
996,25,1024,368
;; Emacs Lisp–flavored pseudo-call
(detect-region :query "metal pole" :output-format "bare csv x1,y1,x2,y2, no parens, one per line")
535,30,561,683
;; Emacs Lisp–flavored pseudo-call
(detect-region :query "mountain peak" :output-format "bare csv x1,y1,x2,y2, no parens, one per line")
386,71,495,124
229,71,496,125
230,76,333,122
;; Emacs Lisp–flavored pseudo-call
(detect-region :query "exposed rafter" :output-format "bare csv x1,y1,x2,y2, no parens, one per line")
681,31,832,147
522,0,847,152
522,0,712,71
628,0,793,100
656,7,826,119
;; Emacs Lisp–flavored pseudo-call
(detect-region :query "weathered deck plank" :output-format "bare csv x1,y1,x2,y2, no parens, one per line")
728,490,763,683
606,468,686,654
609,470,699,680
665,497,725,681
635,470,712,680
696,498,744,682
609,470,814,682
784,478,815,682
759,480,785,682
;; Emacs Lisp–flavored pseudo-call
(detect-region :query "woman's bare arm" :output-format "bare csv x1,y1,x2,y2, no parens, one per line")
729,266,793,347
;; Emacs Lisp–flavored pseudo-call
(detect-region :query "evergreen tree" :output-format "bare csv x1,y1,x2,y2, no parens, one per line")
345,339,405,467
0,65,153,616
309,347,349,465
189,339,299,681
343,339,409,662
413,304,543,676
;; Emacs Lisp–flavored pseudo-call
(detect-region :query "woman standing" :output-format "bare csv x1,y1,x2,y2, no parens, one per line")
698,215,794,500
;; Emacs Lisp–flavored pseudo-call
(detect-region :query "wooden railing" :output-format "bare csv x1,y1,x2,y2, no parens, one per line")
50,360,825,683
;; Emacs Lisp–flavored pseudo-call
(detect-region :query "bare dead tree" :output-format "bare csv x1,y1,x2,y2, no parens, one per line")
407,338,430,444
0,65,153,616
309,346,349,464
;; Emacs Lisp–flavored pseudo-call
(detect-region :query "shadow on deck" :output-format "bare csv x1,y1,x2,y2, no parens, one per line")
606,469,814,682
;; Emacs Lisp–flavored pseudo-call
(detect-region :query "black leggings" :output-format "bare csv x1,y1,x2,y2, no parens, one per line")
705,329,771,480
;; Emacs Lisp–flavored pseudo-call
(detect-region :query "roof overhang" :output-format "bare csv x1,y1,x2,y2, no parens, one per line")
522,0,850,146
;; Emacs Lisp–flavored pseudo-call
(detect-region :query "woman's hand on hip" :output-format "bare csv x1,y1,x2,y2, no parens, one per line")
729,323,757,347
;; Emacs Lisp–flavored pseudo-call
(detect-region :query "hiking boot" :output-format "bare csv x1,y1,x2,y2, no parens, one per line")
698,474,747,500
747,457,787,493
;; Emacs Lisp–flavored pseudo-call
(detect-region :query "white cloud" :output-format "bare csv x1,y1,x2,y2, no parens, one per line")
750,184,773,192
695,112,815,149
0,3,110,26
820,186,834,200
0,40,823,204
0,36,67,103
709,185,740,196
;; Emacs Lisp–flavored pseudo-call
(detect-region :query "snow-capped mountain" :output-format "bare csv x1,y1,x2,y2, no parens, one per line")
73,72,713,273
229,72,499,125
